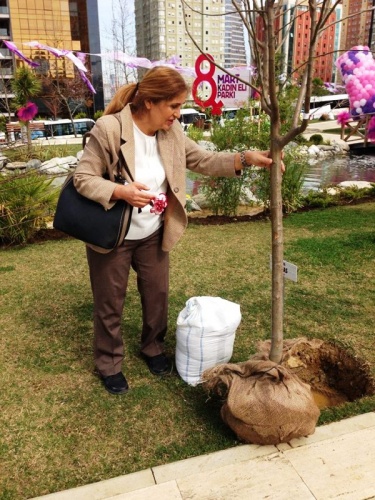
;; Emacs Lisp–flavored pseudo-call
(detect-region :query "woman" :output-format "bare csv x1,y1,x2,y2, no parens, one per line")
74,66,273,395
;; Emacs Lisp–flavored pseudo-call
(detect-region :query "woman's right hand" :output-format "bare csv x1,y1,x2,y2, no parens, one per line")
111,181,154,208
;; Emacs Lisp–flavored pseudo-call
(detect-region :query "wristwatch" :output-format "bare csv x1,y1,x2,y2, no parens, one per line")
240,151,252,168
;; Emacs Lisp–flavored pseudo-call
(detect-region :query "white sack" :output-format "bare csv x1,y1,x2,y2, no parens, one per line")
175,296,241,386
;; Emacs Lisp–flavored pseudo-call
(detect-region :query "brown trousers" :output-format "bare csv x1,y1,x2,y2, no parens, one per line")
86,228,169,376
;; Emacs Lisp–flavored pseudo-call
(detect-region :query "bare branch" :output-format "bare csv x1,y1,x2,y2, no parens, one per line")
179,0,367,364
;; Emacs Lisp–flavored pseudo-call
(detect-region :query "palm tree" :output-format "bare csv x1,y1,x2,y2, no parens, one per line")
11,66,42,153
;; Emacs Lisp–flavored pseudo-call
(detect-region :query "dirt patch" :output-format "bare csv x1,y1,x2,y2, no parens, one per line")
257,338,375,408
188,206,268,225
187,197,375,226
0,228,72,248
188,213,269,226
28,228,72,244
201,337,375,444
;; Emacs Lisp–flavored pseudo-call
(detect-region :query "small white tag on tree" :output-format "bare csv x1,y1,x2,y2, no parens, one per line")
270,256,298,282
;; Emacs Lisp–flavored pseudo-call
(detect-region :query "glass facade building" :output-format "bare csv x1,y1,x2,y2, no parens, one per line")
0,0,104,115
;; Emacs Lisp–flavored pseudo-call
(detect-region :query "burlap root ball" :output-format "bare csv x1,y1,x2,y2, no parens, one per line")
202,358,320,445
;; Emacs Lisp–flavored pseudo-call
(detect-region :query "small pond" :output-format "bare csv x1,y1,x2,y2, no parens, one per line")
303,153,375,193
187,153,375,196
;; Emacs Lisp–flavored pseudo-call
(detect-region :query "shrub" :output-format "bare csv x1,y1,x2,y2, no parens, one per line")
4,143,81,163
309,134,324,145
200,169,255,216
296,134,309,144
187,125,204,142
0,114,6,134
94,110,103,120
185,194,194,213
210,110,270,152
253,151,308,214
338,186,370,201
303,185,375,209
0,171,59,245
198,111,271,216
303,190,340,209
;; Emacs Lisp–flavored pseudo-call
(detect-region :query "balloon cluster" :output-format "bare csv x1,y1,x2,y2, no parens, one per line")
336,46,375,117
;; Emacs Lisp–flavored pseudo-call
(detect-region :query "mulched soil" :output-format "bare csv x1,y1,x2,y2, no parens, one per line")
188,212,269,226
2,196,374,247
187,196,373,226
29,228,72,243
25,215,267,244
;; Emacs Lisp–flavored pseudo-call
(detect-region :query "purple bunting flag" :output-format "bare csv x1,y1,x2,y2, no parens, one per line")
2,40,40,68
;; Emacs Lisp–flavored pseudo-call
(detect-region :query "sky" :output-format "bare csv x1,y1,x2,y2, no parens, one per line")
97,0,136,54
97,0,115,53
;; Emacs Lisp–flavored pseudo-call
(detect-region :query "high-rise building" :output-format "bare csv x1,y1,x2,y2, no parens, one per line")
261,0,343,84
341,0,373,51
0,0,104,115
224,0,247,67
289,1,340,83
370,2,375,54
134,0,246,73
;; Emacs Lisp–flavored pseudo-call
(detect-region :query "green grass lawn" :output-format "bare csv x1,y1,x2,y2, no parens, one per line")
1,202,375,499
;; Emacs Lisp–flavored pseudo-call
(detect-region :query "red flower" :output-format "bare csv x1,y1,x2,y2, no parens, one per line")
150,193,167,215
17,102,38,122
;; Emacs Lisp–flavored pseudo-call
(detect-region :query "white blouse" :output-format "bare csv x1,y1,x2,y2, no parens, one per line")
125,122,168,240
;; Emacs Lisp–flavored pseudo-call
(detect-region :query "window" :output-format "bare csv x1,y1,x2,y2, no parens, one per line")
69,1,80,40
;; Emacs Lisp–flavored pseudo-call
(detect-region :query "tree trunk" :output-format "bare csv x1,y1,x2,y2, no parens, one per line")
26,121,32,155
269,137,284,364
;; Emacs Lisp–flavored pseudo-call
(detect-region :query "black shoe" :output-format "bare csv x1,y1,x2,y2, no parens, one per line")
101,372,129,395
142,353,173,376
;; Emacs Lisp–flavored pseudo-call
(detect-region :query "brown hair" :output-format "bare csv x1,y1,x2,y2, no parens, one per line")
103,66,189,116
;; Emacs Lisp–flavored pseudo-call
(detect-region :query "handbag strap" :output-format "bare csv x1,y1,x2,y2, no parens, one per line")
82,131,91,149
81,114,133,185
113,113,134,185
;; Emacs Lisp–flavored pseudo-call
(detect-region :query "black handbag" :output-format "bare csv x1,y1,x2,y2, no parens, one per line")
53,126,133,250
53,174,132,249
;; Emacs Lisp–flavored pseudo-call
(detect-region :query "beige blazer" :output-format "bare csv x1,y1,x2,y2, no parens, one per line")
74,104,237,253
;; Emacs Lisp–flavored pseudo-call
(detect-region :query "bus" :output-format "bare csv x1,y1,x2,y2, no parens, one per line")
42,118,95,138
306,94,349,119
4,118,95,142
